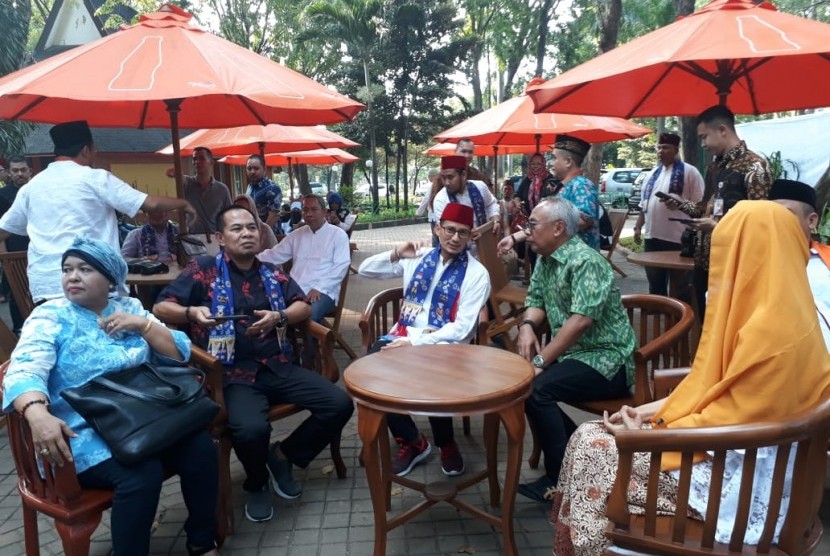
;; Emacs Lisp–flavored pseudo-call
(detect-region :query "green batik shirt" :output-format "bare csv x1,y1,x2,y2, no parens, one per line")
526,235,636,385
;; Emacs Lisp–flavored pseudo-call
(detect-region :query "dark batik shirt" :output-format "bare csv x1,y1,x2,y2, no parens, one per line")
158,255,307,385
680,141,772,271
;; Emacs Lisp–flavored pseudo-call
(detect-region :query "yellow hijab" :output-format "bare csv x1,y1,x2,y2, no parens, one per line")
653,201,830,469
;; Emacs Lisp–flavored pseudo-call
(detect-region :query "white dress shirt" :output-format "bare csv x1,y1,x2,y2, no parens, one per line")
807,251,830,351
257,222,350,301
639,161,705,243
0,160,147,301
432,180,500,227
358,247,491,345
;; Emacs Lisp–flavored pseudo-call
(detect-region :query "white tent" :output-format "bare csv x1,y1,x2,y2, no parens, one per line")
736,111,830,188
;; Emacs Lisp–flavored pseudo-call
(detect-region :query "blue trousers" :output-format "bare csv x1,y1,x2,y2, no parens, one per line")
77,430,218,556
310,293,336,323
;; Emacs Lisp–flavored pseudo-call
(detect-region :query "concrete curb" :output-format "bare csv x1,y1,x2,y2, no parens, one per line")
353,216,428,231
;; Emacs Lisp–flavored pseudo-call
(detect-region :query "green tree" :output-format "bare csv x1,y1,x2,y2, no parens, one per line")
0,0,34,157
305,0,385,212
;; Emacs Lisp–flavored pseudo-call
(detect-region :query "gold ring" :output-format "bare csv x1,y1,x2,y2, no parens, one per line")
39,448,49,455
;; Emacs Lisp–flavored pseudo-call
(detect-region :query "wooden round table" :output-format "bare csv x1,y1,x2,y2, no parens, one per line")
125,263,181,309
626,250,694,298
345,344,534,556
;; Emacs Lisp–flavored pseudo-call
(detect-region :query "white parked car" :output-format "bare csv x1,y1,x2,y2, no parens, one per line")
601,168,645,195
354,182,393,198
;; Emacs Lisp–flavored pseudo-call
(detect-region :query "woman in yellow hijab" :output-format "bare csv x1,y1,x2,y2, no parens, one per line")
551,201,830,556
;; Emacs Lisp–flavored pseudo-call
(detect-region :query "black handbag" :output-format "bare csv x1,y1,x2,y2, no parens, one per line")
127,260,169,275
61,364,220,465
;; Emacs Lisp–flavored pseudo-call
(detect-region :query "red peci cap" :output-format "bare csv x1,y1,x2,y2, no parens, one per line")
440,203,474,228
441,155,467,171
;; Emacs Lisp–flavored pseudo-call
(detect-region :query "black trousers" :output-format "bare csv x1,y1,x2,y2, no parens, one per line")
223,363,354,492
524,359,628,483
368,338,455,448
643,238,682,297
78,431,218,556
693,266,709,324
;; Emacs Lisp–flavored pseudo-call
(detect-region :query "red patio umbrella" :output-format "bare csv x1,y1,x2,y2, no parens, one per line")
434,79,651,150
157,125,358,157
424,143,546,157
0,3,363,210
220,148,359,166
528,0,830,117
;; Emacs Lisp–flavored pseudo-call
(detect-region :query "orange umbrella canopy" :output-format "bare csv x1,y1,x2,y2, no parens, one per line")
424,143,547,156
528,0,830,117
435,79,651,147
0,4,363,127
158,125,359,156
220,148,359,166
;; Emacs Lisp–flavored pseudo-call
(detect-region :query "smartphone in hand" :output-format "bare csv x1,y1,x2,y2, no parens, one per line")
211,314,249,322
654,191,672,201
668,217,695,225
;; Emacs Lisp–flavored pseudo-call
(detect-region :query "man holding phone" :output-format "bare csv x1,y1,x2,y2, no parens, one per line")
633,132,704,297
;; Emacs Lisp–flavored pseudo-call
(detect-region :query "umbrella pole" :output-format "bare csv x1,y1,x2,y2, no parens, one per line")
535,134,541,153
288,157,295,198
493,146,499,187
166,99,186,235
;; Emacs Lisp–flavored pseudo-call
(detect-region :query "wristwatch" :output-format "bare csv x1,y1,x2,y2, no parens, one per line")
276,309,288,327
532,354,545,368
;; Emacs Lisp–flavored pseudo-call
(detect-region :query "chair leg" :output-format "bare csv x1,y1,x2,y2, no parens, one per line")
218,437,235,537
334,332,358,360
463,416,471,436
54,513,103,556
527,417,541,469
330,434,348,479
609,259,627,278
22,504,40,556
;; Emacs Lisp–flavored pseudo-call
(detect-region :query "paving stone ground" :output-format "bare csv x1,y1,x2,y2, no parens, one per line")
0,216,828,555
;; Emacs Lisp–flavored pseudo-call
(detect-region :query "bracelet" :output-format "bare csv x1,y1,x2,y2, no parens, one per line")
185,306,193,323
518,319,536,330
141,319,153,335
20,398,49,418
510,233,517,244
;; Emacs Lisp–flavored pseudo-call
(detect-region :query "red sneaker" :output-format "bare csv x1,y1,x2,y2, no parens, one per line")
440,441,465,476
392,434,432,476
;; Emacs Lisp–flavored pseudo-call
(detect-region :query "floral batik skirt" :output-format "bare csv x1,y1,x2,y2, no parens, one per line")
550,421,692,556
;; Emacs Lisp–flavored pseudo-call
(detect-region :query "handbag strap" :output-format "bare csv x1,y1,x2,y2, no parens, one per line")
90,365,206,406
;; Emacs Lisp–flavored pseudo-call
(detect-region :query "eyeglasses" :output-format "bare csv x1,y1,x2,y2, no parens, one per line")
440,225,471,239
523,219,561,234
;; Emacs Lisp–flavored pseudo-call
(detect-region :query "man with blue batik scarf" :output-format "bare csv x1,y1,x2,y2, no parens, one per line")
358,203,491,477
551,134,600,250
245,154,282,231
432,155,501,240
154,206,353,524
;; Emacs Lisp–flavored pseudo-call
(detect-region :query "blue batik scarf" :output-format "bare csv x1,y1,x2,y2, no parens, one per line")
450,182,487,227
208,253,291,365
139,223,176,258
394,248,468,336
642,160,685,214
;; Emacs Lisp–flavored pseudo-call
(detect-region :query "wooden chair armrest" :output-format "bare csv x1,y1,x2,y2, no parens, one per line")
189,345,227,426
615,407,827,453
652,367,691,398
358,287,404,354
298,320,339,383
633,311,695,365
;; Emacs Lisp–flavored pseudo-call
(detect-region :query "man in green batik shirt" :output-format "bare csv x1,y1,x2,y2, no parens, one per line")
514,197,635,503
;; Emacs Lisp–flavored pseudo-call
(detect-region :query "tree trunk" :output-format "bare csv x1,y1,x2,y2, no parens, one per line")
673,0,698,169
297,164,311,196
363,59,380,214
535,0,554,77
586,0,622,186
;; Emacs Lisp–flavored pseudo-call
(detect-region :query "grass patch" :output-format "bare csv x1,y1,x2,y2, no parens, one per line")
356,207,420,223
618,236,643,253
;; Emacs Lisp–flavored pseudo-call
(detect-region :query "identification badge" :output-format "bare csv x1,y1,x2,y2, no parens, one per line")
712,197,724,217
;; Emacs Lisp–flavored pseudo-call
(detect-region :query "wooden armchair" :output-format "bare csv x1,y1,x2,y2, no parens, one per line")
601,209,629,277
196,320,347,536
1,359,227,555
604,395,830,556
529,294,694,468
322,268,358,359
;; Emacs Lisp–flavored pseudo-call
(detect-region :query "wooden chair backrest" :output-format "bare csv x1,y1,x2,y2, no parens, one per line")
0,251,34,320
607,395,830,556
359,287,404,354
328,268,350,332
474,221,510,293
622,294,694,406
343,213,358,238
602,209,628,258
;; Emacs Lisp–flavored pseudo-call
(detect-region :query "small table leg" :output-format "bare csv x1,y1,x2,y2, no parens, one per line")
499,402,526,556
483,413,500,507
357,404,388,556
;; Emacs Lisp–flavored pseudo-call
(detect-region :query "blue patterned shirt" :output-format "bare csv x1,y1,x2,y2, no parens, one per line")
246,177,282,223
2,297,191,473
559,174,600,250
